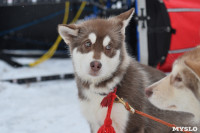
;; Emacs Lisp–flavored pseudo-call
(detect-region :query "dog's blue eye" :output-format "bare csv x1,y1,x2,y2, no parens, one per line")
85,41,91,47
106,45,111,50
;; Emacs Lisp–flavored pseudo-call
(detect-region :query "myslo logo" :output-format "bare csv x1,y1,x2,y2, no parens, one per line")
172,127,198,132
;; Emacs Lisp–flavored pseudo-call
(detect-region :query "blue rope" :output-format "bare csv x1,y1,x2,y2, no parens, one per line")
0,6,95,37
10,36,53,46
0,9,65,37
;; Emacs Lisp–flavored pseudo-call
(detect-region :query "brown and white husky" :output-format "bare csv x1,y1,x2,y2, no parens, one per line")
145,46,200,124
58,8,191,133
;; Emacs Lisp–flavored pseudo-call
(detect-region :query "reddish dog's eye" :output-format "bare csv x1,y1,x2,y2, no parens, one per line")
175,76,182,82
84,41,92,47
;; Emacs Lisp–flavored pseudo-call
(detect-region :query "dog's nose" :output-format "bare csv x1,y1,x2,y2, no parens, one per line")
145,88,153,98
90,61,102,71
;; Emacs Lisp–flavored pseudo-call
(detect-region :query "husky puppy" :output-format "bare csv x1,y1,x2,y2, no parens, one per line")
145,46,200,124
58,8,191,133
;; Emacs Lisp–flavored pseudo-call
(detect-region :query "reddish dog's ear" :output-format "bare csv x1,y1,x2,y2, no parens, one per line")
58,24,79,45
110,8,135,33
185,60,200,80
116,8,135,25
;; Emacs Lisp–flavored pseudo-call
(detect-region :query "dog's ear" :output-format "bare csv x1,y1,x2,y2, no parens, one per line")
58,24,79,45
116,8,135,27
185,60,200,80
110,8,134,32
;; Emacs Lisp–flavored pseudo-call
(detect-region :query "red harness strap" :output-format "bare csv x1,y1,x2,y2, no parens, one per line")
97,88,117,133
98,87,191,133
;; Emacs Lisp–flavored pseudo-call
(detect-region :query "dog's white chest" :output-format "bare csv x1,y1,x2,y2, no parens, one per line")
79,89,129,133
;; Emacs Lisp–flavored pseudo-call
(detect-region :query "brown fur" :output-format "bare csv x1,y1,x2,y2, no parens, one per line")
72,19,122,57
116,59,191,132
185,60,200,79
182,68,200,100
177,46,200,78
177,46,200,100
58,8,193,133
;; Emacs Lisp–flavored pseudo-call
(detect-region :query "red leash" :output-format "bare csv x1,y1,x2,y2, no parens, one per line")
98,87,191,133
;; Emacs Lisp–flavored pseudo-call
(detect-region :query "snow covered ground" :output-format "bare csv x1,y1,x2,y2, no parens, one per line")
0,58,90,133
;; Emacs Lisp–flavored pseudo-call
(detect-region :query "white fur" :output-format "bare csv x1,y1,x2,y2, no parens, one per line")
80,86,129,133
103,36,111,47
88,33,97,44
72,48,121,84
73,45,130,132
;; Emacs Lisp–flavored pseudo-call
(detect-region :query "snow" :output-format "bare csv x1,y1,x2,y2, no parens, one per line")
0,58,90,133
0,58,74,79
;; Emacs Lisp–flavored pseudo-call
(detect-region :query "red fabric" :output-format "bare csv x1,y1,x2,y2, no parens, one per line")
157,53,184,72
158,0,200,72
98,88,117,133
164,0,200,8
